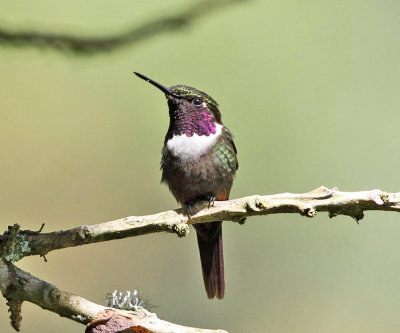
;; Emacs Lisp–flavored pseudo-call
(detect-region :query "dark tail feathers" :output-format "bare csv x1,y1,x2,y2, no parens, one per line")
193,221,224,299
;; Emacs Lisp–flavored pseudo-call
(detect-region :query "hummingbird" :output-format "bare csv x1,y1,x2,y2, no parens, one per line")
134,72,238,299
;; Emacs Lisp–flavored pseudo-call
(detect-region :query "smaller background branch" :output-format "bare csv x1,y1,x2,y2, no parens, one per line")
0,0,245,55
0,259,226,333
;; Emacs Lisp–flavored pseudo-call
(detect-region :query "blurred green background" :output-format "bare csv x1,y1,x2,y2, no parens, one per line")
1,0,400,332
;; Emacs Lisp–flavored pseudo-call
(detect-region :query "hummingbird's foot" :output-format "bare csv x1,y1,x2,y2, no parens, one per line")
207,194,216,209
183,203,194,217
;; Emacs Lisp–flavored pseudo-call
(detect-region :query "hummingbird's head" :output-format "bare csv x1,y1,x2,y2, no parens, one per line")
135,72,222,138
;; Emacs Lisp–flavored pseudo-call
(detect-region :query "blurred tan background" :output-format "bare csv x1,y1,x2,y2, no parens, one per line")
1,0,400,332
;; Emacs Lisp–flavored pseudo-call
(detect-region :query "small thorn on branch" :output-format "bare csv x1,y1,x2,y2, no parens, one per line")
307,186,335,199
37,223,45,233
353,211,365,224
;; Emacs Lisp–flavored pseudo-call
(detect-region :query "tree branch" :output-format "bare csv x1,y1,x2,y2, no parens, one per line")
2,186,399,262
0,0,245,55
1,186,399,331
0,259,226,332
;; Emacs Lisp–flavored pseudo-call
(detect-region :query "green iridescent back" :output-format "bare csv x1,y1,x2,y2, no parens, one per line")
212,127,238,174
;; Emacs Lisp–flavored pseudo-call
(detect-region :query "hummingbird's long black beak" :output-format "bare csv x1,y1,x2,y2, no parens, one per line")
134,72,181,98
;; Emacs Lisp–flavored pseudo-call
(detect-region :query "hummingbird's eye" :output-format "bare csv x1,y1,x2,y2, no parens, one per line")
193,98,203,106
